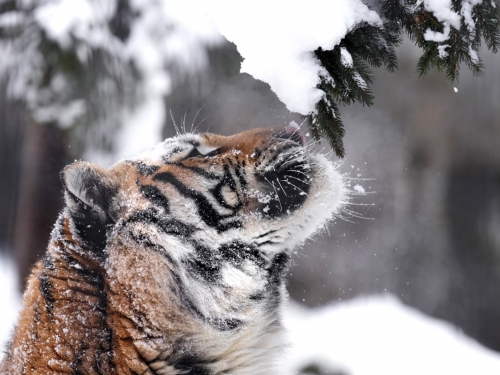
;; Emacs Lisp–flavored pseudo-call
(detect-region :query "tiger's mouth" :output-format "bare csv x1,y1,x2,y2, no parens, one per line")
256,127,313,218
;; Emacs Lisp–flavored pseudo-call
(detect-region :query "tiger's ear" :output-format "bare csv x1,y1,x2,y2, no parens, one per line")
62,162,118,222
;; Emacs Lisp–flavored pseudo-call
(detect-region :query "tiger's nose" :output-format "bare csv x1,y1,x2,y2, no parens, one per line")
271,125,306,146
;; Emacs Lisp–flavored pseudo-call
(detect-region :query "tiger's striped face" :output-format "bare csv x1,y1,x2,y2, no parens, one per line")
64,126,343,256
116,126,344,252
61,126,344,369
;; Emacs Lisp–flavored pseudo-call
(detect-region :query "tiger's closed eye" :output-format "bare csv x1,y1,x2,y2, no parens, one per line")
185,147,204,159
185,147,222,159
204,148,223,157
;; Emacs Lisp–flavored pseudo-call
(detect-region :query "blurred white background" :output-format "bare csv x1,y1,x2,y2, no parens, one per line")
1,1,500,373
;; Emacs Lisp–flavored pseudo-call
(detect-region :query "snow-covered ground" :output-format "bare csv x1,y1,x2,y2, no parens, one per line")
1,257,500,374
283,296,500,375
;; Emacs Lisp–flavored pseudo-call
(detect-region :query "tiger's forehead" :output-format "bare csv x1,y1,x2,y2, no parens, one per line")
200,129,272,155
127,133,205,163
125,128,274,164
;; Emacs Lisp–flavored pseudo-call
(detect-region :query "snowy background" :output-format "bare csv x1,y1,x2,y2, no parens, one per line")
1,0,500,373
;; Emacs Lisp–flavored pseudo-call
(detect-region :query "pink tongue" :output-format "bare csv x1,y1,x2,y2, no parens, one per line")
284,126,306,146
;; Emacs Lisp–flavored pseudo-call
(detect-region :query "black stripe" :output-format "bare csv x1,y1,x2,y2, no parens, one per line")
71,341,87,375
159,146,185,163
58,252,85,273
153,172,241,233
183,242,223,284
167,162,220,180
127,208,196,238
93,271,114,374
42,254,55,271
137,162,160,176
165,339,219,374
210,165,243,210
234,164,248,190
174,356,212,375
33,306,41,341
218,240,266,268
258,240,278,246
39,273,55,317
255,229,278,239
249,293,265,301
265,252,290,311
185,240,265,287
140,184,170,212
267,252,290,286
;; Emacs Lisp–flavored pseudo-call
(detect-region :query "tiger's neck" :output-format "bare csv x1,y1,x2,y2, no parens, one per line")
2,211,287,375
103,224,287,375
1,212,114,374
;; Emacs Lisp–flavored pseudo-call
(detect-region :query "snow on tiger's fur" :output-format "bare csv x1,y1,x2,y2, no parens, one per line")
0,125,344,375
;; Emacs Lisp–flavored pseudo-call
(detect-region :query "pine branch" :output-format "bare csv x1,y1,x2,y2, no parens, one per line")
305,0,500,158
1,0,499,158
305,21,399,158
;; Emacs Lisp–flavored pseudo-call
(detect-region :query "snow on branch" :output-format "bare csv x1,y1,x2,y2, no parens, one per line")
206,0,500,157
1,0,498,158
206,0,382,116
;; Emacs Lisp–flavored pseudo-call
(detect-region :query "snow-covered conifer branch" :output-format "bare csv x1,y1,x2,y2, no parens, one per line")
1,0,498,158
206,0,500,157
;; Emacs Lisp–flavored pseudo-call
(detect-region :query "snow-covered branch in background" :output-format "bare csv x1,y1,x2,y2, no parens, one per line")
204,0,500,157
0,0,223,164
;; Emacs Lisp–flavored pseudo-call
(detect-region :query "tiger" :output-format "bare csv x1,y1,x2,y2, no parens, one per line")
1,125,344,375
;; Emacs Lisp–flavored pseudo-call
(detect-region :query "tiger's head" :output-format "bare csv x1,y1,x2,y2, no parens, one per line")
63,126,344,258
60,126,344,370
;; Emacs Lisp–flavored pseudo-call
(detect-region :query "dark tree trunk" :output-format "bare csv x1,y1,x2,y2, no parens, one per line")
13,123,70,289
0,84,25,254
